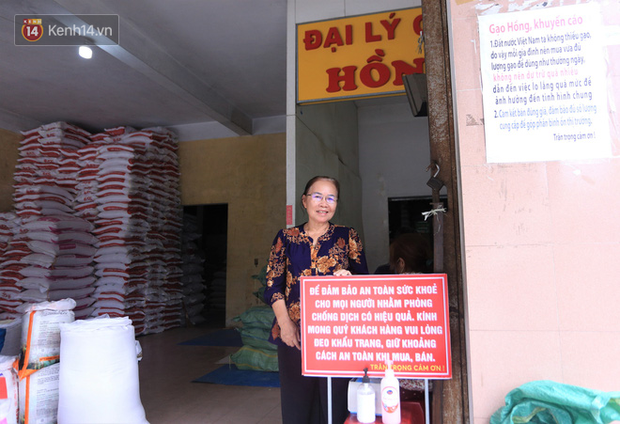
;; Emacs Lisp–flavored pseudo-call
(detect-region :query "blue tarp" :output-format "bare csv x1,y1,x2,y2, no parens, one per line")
491,380,620,424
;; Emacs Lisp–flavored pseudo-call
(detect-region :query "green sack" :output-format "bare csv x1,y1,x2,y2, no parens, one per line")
231,345,278,372
234,305,275,329
491,380,620,424
238,326,277,351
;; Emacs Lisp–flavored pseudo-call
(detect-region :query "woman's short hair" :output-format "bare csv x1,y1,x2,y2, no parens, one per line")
302,176,340,198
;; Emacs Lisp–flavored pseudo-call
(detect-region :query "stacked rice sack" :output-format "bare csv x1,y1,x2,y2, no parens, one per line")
84,127,183,335
14,216,98,319
14,121,88,200
0,123,98,320
180,214,206,325
0,212,22,318
0,122,183,337
0,212,18,256
74,142,104,223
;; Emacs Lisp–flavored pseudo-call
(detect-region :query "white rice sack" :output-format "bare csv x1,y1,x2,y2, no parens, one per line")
97,144,136,154
25,241,59,257
17,231,98,246
58,317,149,424
22,216,93,234
75,192,96,203
26,240,97,257
58,243,97,257
13,193,72,206
14,185,73,198
19,299,76,372
20,253,55,268
94,276,128,287
94,253,134,264
97,150,135,160
96,173,135,184
19,266,94,279
17,276,95,291
0,320,21,356
16,277,53,291
48,287,95,301
54,255,95,267
19,363,59,424
93,290,125,303
14,290,47,303
0,355,18,424
37,121,91,138
37,136,84,150
94,268,131,278
73,305,95,320
18,201,73,214
0,302,22,318
17,208,73,220
92,307,126,317
97,209,131,219
104,126,137,137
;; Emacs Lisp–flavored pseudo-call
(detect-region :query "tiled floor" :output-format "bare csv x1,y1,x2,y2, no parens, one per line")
137,324,282,424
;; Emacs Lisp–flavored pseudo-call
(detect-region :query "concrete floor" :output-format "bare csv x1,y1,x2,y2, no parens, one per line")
137,325,282,424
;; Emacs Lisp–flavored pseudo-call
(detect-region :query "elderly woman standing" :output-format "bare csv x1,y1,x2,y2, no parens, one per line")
264,176,368,424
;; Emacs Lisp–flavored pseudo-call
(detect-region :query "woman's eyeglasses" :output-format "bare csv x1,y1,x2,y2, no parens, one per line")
307,192,337,204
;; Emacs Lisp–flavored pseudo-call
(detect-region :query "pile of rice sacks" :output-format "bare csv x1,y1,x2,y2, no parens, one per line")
0,122,183,335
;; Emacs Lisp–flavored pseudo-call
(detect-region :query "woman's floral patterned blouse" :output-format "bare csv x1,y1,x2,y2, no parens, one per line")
264,223,368,345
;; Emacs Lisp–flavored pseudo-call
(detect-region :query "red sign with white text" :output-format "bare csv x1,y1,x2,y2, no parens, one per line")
300,274,451,379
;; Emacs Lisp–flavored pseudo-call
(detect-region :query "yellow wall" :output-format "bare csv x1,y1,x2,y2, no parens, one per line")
0,128,20,211
178,133,286,324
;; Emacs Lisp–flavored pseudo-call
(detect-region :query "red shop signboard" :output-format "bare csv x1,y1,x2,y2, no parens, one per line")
300,274,452,379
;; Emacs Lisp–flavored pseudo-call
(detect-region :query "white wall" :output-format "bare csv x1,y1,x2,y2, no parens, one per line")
358,98,431,271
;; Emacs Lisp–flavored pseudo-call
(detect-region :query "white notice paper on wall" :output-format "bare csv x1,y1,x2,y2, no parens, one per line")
478,3,612,163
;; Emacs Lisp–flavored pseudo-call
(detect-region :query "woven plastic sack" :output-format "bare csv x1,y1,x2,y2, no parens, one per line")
19,363,59,424
232,306,277,351
231,345,278,372
234,305,275,329
0,355,18,424
19,299,75,377
57,316,149,424
237,326,276,352
491,380,620,424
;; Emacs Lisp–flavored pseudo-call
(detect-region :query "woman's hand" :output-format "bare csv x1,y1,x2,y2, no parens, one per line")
278,316,301,350
272,299,301,350
333,269,352,276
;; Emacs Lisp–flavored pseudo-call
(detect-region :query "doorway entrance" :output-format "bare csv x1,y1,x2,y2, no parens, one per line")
182,204,228,327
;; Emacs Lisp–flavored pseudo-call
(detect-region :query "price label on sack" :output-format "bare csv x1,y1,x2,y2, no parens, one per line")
300,274,452,379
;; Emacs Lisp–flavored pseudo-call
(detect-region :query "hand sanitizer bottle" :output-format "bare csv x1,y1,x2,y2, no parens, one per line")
356,367,376,423
380,360,400,423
